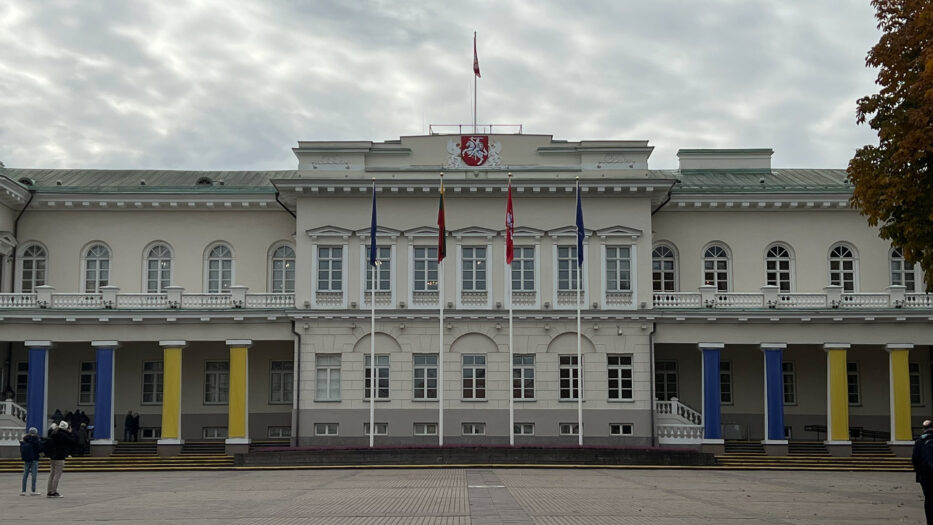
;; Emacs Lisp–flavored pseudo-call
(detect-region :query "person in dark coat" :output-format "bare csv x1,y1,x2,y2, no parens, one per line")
913,419,933,524
51,409,63,424
131,412,140,441
45,421,76,498
19,427,42,496
124,410,134,441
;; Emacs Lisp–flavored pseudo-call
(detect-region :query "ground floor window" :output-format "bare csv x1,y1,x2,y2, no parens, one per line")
847,362,860,405
202,427,228,439
462,422,485,435
413,423,437,436
514,423,534,435
267,426,291,438
15,362,28,405
314,423,338,436
78,361,96,405
720,361,733,404
364,422,388,436
910,362,923,406
610,423,633,436
559,423,579,436
142,361,164,404
139,428,161,440
782,362,796,405
559,355,580,400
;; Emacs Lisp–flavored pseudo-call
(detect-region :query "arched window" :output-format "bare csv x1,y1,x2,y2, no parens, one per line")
145,243,173,293
205,244,233,293
270,244,295,293
652,244,677,292
765,244,794,292
829,243,858,292
703,244,730,292
83,243,111,293
890,247,916,292
20,244,47,293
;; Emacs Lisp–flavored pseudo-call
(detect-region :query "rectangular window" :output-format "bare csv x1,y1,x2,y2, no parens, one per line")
139,428,161,440
317,246,343,291
363,423,388,436
314,423,339,436
559,355,581,400
202,427,228,439
607,355,633,401
269,360,294,404
315,354,341,401
413,246,439,291
847,362,860,405
610,423,634,436
15,362,28,405
910,362,923,406
560,423,579,435
462,422,485,435
512,354,535,400
364,246,392,291
514,423,534,435
655,360,678,401
557,246,579,291
461,246,487,291
78,361,95,405
204,361,230,404
462,354,486,399
142,361,164,405
782,362,797,405
267,426,291,439
511,247,535,291
413,423,438,436
720,361,733,405
364,354,390,399
413,354,438,400
605,246,632,292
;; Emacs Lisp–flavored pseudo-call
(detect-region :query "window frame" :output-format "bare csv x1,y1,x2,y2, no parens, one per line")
828,243,858,292
314,423,339,436
514,423,535,435
141,360,164,405
847,361,861,406
204,243,234,294
607,354,633,401
610,423,634,436
143,242,174,294
511,246,537,292
363,422,388,436
315,354,341,401
702,242,731,292
412,245,439,292
17,242,48,293
890,247,916,293
655,360,678,401
651,243,678,292
782,361,797,405
460,245,488,292
461,422,486,436
413,354,439,400
268,243,296,293
204,360,230,405
559,355,581,401
910,362,923,406
316,245,344,292
559,422,579,436
413,422,438,436
604,245,633,293
512,354,535,400
81,242,112,293
362,245,393,292
719,360,733,405
461,354,487,400
765,243,794,293
269,360,294,405
364,354,390,400
77,361,96,405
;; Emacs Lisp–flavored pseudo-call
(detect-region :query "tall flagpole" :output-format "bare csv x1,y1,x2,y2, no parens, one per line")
507,172,514,446
438,172,446,447
575,178,584,447
473,31,480,133
369,178,377,448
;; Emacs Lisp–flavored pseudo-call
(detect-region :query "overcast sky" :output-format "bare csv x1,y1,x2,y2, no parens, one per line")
0,1,882,171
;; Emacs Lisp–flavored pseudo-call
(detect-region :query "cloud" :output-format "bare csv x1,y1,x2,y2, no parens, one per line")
0,0,881,170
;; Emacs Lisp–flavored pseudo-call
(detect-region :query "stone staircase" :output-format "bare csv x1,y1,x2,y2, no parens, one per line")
0,454,233,473
788,441,831,456
181,441,226,455
717,440,909,471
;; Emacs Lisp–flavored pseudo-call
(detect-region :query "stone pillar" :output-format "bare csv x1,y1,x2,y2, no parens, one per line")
24,341,51,433
90,341,118,455
699,342,724,453
824,343,852,456
760,344,788,455
887,343,914,455
157,340,186,456
225,339,252,454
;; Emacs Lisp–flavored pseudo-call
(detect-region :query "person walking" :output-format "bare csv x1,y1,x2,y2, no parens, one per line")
914,419,933,524
19,427,42,496
46,420,76,498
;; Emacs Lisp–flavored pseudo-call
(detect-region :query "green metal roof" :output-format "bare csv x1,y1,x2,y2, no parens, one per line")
2,168,300,193
673,169,851,194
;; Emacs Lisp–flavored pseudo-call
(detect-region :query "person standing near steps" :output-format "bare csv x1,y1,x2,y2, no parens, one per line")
46,420,76,498
914,419,933,524
19,427,42,496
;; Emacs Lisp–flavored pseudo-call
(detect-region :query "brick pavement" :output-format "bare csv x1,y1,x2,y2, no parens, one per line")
0,468,922,523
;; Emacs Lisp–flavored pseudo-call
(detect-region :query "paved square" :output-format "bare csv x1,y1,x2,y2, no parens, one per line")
0,468,922,523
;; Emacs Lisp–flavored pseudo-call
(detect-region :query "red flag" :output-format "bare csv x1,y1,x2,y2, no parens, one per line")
505,180,514,264
473,32,481,78
437,180,447,262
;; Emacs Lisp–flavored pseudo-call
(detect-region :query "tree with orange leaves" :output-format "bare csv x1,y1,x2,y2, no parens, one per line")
848,0,933,291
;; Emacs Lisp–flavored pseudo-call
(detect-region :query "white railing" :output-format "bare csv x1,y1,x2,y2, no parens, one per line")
653,293,702,308
181,294,235,309
411,291,439,308
0,294,38,308
50,293,104,308
838,293,890,308
777,293,827,308
556,290,586,307
244,293,295,308
510,291,537,307
657,424,704,444
116,293,169,309
315,291,344,306
0,400,27,425
905,293,933,308
714,293,763,308
655,398,702,426
605,291,634,307
461,291,488,306
362,291,393,307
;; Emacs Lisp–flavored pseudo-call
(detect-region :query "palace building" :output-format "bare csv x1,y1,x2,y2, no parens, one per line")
0,130,929,457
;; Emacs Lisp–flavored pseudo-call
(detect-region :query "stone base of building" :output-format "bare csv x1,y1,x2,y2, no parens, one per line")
157,438,184,456
90,440,116,457
700,440,725,455
762,440,788,456
225,438,251,455
890,441,914,457
825,441,852,457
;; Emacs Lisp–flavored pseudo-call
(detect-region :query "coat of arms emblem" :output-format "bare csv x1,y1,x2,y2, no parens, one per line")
445,135,502,168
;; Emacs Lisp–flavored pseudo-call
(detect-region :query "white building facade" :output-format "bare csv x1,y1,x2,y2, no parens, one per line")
0,132,929,456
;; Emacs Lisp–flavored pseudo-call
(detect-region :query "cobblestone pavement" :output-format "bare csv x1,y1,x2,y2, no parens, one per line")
0,468,922,524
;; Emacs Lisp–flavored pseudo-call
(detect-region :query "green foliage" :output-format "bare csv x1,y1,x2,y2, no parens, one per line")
848,0,933,291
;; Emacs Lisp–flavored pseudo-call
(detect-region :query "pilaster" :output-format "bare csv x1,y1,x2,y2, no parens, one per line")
157,340,186,455
90,341,118,447
226,339,252,454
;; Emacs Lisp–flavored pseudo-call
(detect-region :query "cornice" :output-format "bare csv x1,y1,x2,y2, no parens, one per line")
29,192,279,211
664,193,853,211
